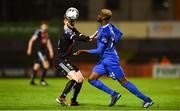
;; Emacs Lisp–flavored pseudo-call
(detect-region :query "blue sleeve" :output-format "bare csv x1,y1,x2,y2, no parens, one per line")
87,41,106,54
114,27,123,43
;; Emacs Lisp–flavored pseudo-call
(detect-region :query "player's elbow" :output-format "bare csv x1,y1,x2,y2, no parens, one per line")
117,31,123,37
120,31,123,37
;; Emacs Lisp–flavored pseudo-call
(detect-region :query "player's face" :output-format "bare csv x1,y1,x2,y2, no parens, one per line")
69,20,76,26
97,14,102,22
64,16,76,26
64,18,76,29
97,12,105,23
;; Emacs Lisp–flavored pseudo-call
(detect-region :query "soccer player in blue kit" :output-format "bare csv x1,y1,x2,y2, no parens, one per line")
74,9,154,108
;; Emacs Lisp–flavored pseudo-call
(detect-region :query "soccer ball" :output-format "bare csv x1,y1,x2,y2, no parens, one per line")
65,7,79,20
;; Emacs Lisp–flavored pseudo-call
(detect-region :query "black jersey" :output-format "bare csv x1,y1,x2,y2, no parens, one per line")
32,29,49,52
56,26,90,60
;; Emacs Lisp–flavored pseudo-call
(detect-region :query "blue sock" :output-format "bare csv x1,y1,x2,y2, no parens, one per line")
88,80,115,96
123,81,148,101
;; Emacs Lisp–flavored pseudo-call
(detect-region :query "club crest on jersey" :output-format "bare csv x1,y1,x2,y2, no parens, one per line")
102,38,108,43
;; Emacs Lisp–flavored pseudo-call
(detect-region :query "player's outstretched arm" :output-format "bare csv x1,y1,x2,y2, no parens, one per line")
74,41,105,56
73,50,89,55
71,30,98,42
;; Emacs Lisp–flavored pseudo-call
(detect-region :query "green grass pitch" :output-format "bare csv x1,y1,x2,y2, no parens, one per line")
0,77,180,110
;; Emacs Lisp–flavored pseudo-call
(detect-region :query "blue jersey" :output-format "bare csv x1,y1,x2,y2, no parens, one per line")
88,23,123,61
88,23,124,80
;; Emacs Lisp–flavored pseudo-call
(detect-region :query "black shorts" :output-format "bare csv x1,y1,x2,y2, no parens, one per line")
32,51,47,64
55,59,79,76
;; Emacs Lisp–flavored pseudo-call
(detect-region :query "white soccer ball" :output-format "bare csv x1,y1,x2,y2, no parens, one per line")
65,7,79,20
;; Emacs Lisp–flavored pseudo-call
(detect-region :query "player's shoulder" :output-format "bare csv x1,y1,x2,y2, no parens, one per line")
64,26,73,35
110,23,121,31
98,29,108,44
33,29,41,38
101,23,113,32
99,26,107,34
34,29,42,35
35,29,42,32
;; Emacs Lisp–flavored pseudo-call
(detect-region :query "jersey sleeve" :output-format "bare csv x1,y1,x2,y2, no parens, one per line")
72,28,90,41
100,36,108,44
87,40,106,54
87,32,107,54
99,30,108,44
112,25,123,43
71,33,90,41
72,28,81,35
64,28,90,41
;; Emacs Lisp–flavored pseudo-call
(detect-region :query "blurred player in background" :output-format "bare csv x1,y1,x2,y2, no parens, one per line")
74,9,154,108
27,23,54,86
55,7,96,106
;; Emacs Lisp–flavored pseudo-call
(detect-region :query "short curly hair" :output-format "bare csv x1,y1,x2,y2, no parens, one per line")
100,9,112,21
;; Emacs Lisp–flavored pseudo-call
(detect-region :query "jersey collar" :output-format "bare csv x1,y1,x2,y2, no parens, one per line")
102,23,110,28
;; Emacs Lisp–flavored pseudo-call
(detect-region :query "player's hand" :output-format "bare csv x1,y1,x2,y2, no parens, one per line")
73,50,83,56
27,49,31,56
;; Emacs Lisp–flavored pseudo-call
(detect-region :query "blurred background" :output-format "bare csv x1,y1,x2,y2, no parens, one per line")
0,0,180,78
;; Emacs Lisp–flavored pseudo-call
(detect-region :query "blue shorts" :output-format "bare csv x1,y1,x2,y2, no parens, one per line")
92,59,125,80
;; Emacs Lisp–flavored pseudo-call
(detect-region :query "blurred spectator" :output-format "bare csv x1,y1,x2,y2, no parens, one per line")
160,56,171,65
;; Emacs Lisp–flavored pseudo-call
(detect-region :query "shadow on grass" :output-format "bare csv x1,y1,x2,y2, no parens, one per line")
80,103,128,107
69,103,132,110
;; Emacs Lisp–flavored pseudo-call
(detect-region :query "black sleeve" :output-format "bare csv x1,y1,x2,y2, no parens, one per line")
63,30,90,41
72,28,81,35
63,27,90,41
69,28,90,41
71,33,90,41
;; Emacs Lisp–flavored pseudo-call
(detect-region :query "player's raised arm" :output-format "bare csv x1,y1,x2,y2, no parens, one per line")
70,32,90,41
65,28,97,42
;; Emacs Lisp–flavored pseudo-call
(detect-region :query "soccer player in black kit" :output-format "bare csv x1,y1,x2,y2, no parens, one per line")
55,7,97,106
27,23,54,86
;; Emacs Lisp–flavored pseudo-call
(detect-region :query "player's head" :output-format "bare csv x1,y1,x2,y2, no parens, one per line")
97,9,112,23
41,23,48,31
64,7,79,26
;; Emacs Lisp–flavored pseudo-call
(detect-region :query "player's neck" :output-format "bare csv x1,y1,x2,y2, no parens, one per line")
64,24,74,29
101,21,109,26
